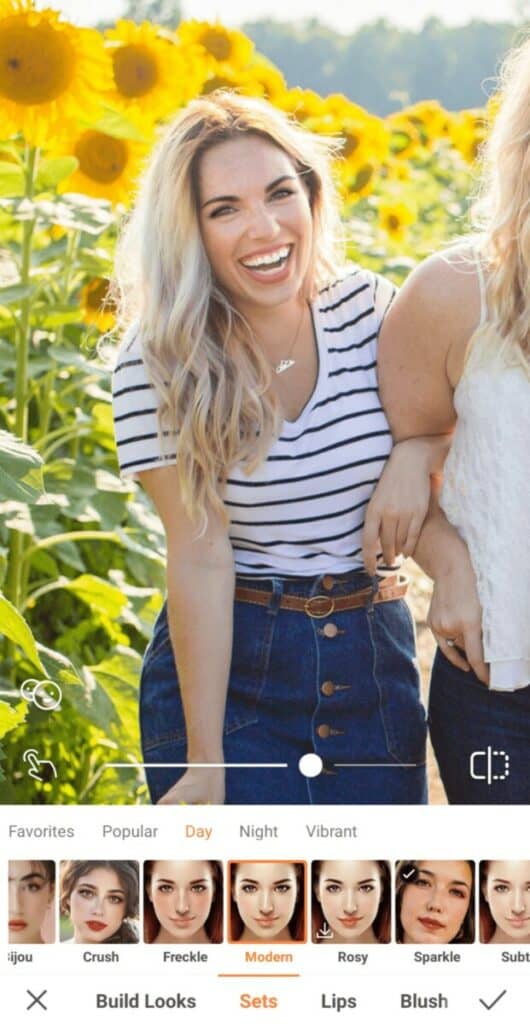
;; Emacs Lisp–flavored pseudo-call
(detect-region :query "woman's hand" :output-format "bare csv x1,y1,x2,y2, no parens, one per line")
362,437,450,575
157,766,226,805
428,548,489,685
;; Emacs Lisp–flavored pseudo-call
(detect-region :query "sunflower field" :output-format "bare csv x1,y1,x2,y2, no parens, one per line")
0,1,490,803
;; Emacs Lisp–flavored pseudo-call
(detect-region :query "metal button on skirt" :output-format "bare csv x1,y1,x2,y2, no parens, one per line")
140,570,427,804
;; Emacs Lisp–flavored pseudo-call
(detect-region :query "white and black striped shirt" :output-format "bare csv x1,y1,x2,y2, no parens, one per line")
112,268,396,575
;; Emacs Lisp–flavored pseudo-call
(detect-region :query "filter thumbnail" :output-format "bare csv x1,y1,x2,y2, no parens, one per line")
8,860,55,944
229,861,306,942
480,861,530,943
59,860,139,943
144,860,223,943
312,860,390,943
395,860,475,944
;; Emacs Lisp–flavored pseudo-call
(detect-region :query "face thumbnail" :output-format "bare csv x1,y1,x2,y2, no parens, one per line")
231,862,302,942
65,865,129,944
313,861,386,943
397,861,473,944
8,861,54,944
146,861,217,943
482,861,530,943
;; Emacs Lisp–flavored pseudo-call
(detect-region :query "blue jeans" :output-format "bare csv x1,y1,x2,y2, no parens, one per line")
429,649,530,804
140,570,427,805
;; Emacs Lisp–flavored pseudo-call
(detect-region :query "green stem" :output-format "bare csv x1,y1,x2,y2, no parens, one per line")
5,146,38,615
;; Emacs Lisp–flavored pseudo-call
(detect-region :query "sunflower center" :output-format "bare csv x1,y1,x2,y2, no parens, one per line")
342,132,360,158
199,28,232,62
386,214,401,231
86,278,114,310
75,131,128,184
0,17,75,105
201,74,235,95
112,44,158,98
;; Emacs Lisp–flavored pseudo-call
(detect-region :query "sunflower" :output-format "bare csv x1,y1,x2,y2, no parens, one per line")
277,87,325,125
54,111,151,205
0,1,113,146
450,108,488,164
104,19,204,122
378,200,416,242
80,276,116,332
401,99,452,146
386,112,424,160
321,97,390,173
178,20,254,68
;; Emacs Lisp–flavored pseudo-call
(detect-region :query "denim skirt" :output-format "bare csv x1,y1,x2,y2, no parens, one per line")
140,569,427,805
429,648,530,804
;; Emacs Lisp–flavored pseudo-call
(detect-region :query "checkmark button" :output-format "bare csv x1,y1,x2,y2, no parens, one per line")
479,990,507,1011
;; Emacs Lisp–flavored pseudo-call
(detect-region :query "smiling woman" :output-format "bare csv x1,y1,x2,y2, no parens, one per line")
110,90,446,807
144,860,223,943
229,861,305,942
312,860,390,943
8,860,55,945
480,861,530,944
60,860,139,944
395,860,475,944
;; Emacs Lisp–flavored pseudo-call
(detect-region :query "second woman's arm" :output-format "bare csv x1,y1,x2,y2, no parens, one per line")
140,464,235,804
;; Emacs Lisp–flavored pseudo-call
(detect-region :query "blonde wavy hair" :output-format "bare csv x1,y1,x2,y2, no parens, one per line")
113,91,344,530
471,35,530,372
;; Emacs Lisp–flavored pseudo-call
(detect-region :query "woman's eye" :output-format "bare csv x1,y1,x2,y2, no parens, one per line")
413,878,430,888
241,884,257,893
275,884,291,894
210,204,235,218
78,888,93,899
325,884,341,893
108,895,124,905
158,885,173,894
360,884,375,893
191,884,207,893
271,188,294,200
493,884,509,893
27,883,42,893
450,889,466,899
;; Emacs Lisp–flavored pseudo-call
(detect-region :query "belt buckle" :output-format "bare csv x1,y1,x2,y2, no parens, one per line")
304,595,335,618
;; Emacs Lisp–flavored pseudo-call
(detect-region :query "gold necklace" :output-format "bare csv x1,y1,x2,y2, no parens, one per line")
262,300,307,375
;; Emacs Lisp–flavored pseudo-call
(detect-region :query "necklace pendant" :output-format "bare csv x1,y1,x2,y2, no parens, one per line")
275,358,295,375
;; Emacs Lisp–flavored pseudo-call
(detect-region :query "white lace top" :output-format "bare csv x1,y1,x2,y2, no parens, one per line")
440,260,530,691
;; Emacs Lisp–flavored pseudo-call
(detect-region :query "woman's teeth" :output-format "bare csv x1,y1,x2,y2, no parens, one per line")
242,246,290,271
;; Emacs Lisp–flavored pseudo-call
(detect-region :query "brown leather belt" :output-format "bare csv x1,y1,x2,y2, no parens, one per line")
234,574,408,619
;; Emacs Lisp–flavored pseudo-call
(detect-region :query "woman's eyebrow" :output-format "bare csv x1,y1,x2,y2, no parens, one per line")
156,877,209,885
20,872,47,882
201,174,297,209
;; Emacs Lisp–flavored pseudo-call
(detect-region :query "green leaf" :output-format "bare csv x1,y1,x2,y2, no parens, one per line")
0,283,34,307
0,161,25,196
92,107,148,142
35,157,79,191
58,574,129,619
0,431,45,503
0,593,45,672
0,699,28,740
33,194,114,235
88,648,142,743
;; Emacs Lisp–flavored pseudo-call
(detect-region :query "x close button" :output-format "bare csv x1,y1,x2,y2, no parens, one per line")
26,989,47,1011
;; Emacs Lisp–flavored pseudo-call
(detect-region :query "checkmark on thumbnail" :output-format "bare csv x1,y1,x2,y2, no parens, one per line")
402,869,416,879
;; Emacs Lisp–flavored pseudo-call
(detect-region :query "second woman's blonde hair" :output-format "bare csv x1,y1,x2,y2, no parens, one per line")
113,91,344,530
472,35,530,372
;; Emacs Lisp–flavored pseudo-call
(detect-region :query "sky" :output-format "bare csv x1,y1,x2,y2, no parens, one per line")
35,0,524,33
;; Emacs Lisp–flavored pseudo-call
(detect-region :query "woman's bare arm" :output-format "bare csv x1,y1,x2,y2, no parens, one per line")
362,433,452,575
377,252,489,683
140,465,235,803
